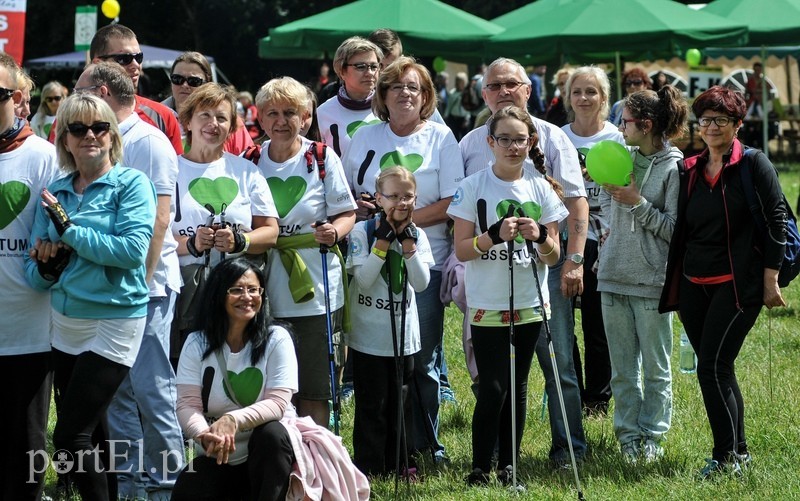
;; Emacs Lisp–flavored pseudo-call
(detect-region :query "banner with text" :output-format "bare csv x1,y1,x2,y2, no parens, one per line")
0,0,26,64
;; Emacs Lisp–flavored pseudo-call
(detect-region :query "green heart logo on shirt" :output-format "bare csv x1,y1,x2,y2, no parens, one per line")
188,177,239,215
496,200,543,244
223,367,263,407
266,176,307,219
347,119,380,138
379,151,423,172
0,181,31,230
380,250,405,294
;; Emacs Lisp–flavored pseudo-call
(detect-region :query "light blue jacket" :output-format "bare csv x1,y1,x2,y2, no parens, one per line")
26,164,156,319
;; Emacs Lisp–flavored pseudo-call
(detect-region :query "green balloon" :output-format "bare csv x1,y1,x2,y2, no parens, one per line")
433,56,446,73
686,48,702,67
585,140,632,186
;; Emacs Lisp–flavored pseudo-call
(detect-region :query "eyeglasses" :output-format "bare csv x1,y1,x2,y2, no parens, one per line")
97,52,144,66
484,81,526,92
45,96,63,103
491,135,531,149
227,286,264,297
619,118,641,131
170,74,205,87
697,116,736,128
66,122,111,137
624,79,644,87
73,84,102,94
380,193,416,203
343,62,380,73
0,87,14,102
388,83,421,95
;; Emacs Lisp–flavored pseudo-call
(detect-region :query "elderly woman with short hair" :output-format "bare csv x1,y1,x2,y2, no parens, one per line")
342,55,464,462
316,36,383,159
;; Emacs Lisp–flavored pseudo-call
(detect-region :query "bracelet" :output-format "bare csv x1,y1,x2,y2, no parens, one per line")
629,197,644,212
371,246,387,259
538,240,556,257
473,236,487,255
242,233,251,253
186,234,202,258
534,222,548,244
332,227,339,244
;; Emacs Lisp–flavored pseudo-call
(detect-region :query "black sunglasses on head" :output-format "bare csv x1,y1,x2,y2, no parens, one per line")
170,74,205,87
97,52,144,66
67,122,111,137
0,87,14,102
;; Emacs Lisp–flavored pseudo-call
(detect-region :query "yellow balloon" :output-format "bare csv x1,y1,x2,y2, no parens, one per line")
101,0,121,19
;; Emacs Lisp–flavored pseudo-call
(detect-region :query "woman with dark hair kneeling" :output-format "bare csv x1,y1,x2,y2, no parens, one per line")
172,258,297,500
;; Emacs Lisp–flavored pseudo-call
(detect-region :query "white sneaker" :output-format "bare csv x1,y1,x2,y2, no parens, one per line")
621,439,641,464
642,439,664,463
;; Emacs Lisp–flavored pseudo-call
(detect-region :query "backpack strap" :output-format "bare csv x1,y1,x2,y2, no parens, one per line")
739,147,769,235
243,144,261,164
305,141,327,178
365,216,377,248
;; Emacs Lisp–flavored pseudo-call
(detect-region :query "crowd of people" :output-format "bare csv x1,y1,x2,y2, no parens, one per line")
1,21,792,501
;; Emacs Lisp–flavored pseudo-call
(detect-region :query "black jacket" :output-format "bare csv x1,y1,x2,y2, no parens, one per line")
660,140,787,312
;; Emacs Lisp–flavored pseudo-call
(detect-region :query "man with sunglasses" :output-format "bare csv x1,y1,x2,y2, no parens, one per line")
73,61,185,500
89,24,183,155
459,57,589,469
0,52,60,501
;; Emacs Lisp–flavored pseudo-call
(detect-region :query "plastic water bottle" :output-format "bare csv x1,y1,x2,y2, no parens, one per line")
679,327,697,374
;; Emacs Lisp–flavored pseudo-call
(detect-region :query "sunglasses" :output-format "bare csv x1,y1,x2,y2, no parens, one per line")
0,87,13,102
67,122,111,137
97,52,144,66
170,74,205,87
45,96,64,103
624,79,644,87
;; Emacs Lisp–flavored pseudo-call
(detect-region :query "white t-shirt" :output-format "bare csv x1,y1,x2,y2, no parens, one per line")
447,167,569,310
174,153,277,267
176,326,298,465
0,135,59,355
459,116,586,200
119,113,181,296
560,121,625,241
316,96,380,159
343,121,464,270
346,220,434,357
257,138,357,317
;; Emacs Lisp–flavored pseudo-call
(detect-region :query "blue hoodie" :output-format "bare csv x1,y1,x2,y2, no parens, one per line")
26,164,156,319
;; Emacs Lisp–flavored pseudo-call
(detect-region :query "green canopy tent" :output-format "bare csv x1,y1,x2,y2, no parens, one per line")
258,0,503,62
703,0,800,156
487,0,748,99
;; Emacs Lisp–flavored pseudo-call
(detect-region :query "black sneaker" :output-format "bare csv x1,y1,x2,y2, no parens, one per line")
465,467,489,486
496,465,525,490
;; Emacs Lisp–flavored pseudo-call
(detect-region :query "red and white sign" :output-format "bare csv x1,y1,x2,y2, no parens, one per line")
0,0,26,64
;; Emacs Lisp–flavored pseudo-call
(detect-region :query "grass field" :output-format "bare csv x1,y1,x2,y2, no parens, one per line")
44,166,800,500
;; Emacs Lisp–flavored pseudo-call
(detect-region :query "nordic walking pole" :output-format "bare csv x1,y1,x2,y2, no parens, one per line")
506,206,519,492
384,246,408,496
523,227,585,501
316,220,340,435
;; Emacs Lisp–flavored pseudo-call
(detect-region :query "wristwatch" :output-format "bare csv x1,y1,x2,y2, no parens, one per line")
567,253,585,265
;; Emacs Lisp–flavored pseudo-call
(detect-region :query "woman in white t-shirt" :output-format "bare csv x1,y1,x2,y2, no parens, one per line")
560,66,626,417
172,84,279,342
448,106,567,486
172,258,297,500
254,76,356,428
343,56,464,460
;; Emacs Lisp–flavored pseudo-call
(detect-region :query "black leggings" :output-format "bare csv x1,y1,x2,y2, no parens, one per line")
172,420,294,501
679,277,761,461
471,322,540,471
52,349,130,501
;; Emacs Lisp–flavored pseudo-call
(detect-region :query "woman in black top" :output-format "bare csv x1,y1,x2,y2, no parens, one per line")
660,86,786,479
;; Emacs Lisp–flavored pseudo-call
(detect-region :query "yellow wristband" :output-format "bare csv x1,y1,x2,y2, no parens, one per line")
242,233,251,253
372,246,387,259
538,240,556,257
473,236,487,255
